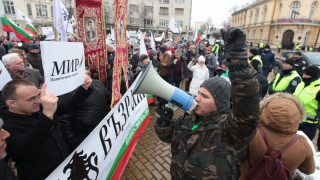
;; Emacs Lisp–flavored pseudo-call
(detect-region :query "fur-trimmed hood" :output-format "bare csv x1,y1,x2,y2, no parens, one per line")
259,93,306,134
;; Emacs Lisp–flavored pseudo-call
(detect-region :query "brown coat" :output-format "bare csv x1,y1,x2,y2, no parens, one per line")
239,93,315,179
159,52,172,76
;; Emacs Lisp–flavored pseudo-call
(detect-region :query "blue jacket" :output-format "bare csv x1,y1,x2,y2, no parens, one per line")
260,50,275,70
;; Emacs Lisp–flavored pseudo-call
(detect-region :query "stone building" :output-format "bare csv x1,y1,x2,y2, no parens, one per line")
0,0,192,37
232,0,320,49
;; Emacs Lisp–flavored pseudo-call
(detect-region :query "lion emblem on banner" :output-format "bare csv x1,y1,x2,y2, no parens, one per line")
63,150,99,180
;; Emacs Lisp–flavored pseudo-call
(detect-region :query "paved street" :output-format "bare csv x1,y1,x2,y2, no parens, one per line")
120,106,175,180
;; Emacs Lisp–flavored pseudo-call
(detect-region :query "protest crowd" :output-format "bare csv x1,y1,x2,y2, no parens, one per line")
0,24,320,180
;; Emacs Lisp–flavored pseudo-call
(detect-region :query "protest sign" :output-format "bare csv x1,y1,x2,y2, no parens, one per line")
0,61,12,90
46,73,150,179
40,41,85,96
42,27,55,40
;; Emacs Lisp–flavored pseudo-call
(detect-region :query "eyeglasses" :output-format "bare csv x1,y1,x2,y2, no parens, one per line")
25,94,41,102
12,94,41,102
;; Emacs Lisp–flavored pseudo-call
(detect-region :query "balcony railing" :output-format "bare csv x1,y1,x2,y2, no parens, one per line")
272,19,320,25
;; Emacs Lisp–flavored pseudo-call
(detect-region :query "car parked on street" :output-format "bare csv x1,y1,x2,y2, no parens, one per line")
273,51,320,75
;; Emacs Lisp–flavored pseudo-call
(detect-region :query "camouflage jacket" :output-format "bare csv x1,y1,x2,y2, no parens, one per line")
155,61,260,179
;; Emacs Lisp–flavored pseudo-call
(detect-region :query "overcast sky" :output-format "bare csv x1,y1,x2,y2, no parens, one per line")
191,0,254,27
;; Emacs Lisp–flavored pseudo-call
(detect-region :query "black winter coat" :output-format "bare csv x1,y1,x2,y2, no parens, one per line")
0,111,69,180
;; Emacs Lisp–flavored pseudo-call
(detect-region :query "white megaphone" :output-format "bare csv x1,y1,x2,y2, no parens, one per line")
132,62,197,112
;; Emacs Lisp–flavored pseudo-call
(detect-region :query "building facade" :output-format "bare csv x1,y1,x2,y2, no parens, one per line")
104,0,192,36
231,0,320,49
0,0,192,37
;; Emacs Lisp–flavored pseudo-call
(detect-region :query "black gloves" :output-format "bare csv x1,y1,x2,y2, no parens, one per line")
221,27,248,61
156,98,174,125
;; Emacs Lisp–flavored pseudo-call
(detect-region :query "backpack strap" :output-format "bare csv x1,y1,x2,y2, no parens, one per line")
279,134,299,153
258,125,268,147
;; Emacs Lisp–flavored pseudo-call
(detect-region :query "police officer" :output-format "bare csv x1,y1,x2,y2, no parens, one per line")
290,51,306,76
294,66,320,146
269,58,301,94
249,48,268,99
248,48,263,74
296,43,301,51
258,41,264,52
260,44,276,78
278,43,282,53
212,41,220,59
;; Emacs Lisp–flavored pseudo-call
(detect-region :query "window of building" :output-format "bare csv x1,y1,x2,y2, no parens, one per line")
27,3,32,16
129,4,139,12
3,0,15,15
260,29,263,41
176,0,184,2
160,7,169,15
175,8,184,15
159,19,168,27
160,0,169,3
251,29,255,39
249,11,253,24
144,19,153,26
129,19,139,25
176,21,183,27
263,7,267,22
144,6,153,13
278,3,282,18
309,1,317,20
254,9,259,23
36,4,48,17
51,6,53,17
289,1,300,19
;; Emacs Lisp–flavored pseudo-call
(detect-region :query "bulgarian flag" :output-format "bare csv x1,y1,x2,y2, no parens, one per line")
292,10,300,15
24,22,38,36
196,29,201,43
0,11,32,42
147,94,155,104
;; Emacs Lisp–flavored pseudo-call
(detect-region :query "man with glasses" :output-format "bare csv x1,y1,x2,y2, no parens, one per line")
2,53,43,88
0,77,92,180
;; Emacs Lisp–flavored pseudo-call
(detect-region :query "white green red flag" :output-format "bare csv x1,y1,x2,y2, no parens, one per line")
46,73,150,179
0,11,32,42
196,29,201,43
24,22,38,36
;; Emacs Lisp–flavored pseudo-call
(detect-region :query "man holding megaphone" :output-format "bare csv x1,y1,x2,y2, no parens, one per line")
154,27,260,179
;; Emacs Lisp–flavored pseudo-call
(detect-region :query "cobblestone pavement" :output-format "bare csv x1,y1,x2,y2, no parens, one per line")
120,105,183,180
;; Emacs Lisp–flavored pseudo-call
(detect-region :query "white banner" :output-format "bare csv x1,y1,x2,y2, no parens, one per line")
42,27,54,40
46,74,149,179
0,61,12,90
40,41,85,96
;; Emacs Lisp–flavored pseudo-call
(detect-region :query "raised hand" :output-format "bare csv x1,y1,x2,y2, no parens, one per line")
82,75,92,90
40,83,58,119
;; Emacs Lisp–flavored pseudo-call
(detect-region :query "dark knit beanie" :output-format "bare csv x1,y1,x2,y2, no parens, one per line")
304,65,320,78
139,54,149,62
264,45,270,49
200,77,231,110
160,46,166,52
249,48,259,56
284,58,295,68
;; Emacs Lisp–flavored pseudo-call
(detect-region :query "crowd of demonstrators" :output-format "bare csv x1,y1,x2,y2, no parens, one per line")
1,28,320,179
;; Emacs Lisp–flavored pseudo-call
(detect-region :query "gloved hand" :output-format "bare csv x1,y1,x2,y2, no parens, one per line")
156,99,174,125
221,27,248,61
